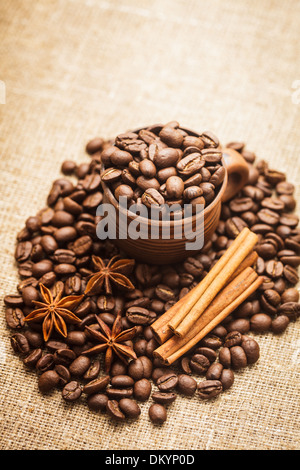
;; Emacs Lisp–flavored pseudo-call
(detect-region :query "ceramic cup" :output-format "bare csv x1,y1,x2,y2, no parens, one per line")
100,127,249,264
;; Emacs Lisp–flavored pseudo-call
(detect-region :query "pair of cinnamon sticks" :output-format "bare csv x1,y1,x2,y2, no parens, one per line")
151,227,263,365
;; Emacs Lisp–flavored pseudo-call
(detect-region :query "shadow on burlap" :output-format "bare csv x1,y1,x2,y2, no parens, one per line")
0,0,299,450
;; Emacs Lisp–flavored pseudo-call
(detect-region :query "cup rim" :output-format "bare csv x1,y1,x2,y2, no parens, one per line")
100,126,228,228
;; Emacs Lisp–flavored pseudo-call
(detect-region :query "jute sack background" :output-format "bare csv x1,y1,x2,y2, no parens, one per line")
0,0,299,450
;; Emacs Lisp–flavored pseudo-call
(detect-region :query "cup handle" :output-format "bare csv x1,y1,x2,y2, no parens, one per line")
221,148,249,202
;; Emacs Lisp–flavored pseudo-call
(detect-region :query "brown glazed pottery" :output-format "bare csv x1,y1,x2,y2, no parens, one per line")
100,127,249,264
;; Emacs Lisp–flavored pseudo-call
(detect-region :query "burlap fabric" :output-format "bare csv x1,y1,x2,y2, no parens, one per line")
0,0,299,450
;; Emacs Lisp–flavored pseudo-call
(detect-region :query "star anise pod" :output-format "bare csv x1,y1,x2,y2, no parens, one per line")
84,255,135,296
83,312,138,373
24,283,84,342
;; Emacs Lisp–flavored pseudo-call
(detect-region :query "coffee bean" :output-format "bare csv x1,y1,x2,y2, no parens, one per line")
106,399,125,420
283,264,299,284
176,153,204,176
111,375,135,388
152,391,177,405
69,355,91,377
177,374,197,396
271,315,290,334
141,188,164,208
128,356,152,380
133,378,152,401
11,333,30,355
148,403,167,424
83,376,110,395
241,336,260,364
62,381,82,402
250,313,272,332
5,307,25,329
198,380,223,399
165,176,185,199
87,393,108,412
38,370,60,393
220,369,235,390
157,372,178,392
278,302,300,320
119,398,141,419
190,354,210,374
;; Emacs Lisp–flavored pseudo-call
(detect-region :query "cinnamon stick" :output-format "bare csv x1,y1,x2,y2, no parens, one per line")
172,229,258,337
150,248,258,344
151,227,254,343
153,270,263,364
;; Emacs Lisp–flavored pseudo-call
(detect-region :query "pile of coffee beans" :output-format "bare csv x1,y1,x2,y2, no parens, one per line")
100,122,225,215
4,127,300,425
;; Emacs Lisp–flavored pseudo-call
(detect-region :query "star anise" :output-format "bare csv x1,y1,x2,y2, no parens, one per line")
24,283,84,342
83,312,138,373
84,255,135,296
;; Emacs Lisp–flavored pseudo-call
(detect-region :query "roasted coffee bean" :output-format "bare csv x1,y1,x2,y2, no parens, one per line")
38,370,60,393
126,306,156,325
229,346,248,369
54,364,71,386
220,369,235,390
62,381,82,402
87,393,108,412
271,315,290,334
114,184,134,201
86,137,104,155
210,166,226,186
265,260,284,278
11,333,30,355
159,126,184,148
4,294,24,308
128,356,152,380
148,403,167,424
111,375,135,388
183,185,203,201
141,188,164,208
241,336,260,364
177,374,197,396
53,348,76,366
229,197,254,213
226,318,250,334
165,176,185,199
250,313,272,332
106,399,126,420
157,372,178,392
190,354,210,374
198,380,223,399
281,288,299,303
283,264,299,284
23,348,42,367
198,335,223,350
154,147,180,168
176,153,204,176
119,398,141,419
83,376,110,395
101,167,122,183
36,353,55,372
83,360,101,381
152,391,177,405
15,241,32,263
224,331,242,348
133,378,152,401
206,363,223,381
69,355,91,377
277,302,300,320
5,307,25,329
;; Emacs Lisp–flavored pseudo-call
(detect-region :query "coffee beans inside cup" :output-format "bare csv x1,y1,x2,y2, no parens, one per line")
100,122,226,216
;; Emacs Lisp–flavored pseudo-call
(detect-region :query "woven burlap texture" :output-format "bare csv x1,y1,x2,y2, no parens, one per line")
0,0,299,450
